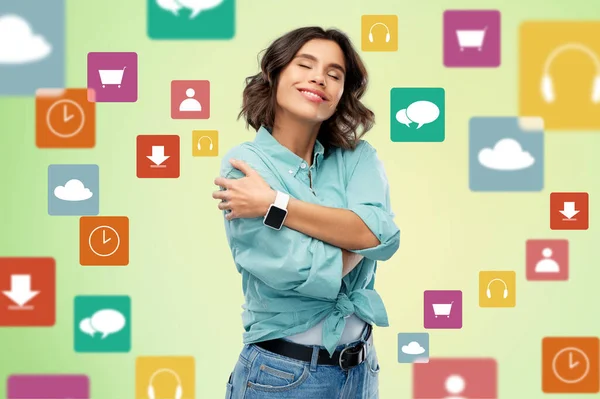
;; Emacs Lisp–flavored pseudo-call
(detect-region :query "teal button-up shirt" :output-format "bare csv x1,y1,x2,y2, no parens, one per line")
220,126,400,356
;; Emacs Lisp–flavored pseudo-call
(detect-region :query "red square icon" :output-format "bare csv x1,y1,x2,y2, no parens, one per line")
136,135,180,178
171,80,210,119
526,239,569,281
550,192,588,230
0,257,55,326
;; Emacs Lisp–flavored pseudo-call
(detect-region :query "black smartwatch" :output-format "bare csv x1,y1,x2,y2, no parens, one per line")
263,191,289,230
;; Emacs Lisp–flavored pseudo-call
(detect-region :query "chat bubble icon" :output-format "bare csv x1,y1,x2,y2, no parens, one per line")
156,0,182,16
177,0,224,19
90,309,126,339
79,317,96,337
406,100,440,129
395,109,412,127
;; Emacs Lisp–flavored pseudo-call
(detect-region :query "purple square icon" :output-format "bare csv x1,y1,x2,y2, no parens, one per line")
8,375,89,398
87,52,138,102
424,290,462,329
443,10,501,67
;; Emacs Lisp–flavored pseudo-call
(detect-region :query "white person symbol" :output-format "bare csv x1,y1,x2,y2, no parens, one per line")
535,247,560,273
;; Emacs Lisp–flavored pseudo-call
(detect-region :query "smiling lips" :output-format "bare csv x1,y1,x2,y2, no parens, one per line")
298,88,327,103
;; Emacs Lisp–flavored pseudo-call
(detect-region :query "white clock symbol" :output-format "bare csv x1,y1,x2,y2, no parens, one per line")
46,99,86,138
552,347,590,384
88,225,120,257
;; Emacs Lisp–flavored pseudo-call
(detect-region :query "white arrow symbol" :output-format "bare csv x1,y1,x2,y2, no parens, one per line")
147,146,170,167
2,275,39,307
559,202,579,220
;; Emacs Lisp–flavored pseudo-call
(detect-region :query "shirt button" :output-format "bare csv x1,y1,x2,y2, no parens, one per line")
288,170,294,174
300,163,306,169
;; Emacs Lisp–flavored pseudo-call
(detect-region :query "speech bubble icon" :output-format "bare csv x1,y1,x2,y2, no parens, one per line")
90,309,126,339
79,317,96,337
156,0,182,16
395,109,412,127
406,100,440,129
177,0,224,19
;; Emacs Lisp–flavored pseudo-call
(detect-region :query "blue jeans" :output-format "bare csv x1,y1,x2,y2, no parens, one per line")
224,327,379,399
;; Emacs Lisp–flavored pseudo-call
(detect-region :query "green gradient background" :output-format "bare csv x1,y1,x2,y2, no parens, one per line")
0,0,599,398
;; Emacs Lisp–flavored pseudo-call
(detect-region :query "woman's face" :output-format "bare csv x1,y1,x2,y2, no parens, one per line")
275,39,346,124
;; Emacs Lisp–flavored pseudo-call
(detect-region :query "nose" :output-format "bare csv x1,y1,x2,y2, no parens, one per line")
310,73,326,87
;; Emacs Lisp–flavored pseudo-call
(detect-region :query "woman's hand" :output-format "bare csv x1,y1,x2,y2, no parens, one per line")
213,159,276,220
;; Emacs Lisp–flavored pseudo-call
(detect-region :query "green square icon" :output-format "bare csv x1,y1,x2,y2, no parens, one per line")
74,295,131,353
148,0,235,40
390,88,445,142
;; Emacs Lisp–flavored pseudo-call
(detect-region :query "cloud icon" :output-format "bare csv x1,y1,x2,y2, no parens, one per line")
0,14,52,64
402,341,425,355
54,179,93,201
478,138,535,171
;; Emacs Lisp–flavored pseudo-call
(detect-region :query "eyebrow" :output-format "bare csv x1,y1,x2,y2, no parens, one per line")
294,53,346,74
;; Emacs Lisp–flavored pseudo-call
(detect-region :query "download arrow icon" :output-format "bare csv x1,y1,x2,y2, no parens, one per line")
559,202,579,220
147,146,170,167
2,275,39,307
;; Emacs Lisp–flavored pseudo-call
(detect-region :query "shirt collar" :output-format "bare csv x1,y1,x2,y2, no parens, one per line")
254,126,325,176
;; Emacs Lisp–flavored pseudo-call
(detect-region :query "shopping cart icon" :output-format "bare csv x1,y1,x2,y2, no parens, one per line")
456,26,487,51
98,66,127,88
432,301,453,318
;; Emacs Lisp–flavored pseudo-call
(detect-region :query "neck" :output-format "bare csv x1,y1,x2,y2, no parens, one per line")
271,111,321,166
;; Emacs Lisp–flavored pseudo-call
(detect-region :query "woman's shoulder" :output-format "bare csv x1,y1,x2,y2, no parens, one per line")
337,139,378,163
220,142,271,177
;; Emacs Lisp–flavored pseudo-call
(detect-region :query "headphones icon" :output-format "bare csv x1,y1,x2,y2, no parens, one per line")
368,22,390,43
486,278,508,299
197,135,214,151
541,42,600,103
147,368,182,399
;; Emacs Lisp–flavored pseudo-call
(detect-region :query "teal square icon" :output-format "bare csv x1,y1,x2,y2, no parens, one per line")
74,295,131,353
398,332,429,363
147,0,235,40
390,88,445,142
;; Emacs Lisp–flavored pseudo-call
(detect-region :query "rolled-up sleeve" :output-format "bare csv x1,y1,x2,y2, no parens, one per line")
346,141,400,261
220,148,343,300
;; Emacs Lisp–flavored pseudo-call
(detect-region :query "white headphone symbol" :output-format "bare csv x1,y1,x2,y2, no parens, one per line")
368,22,390,43
148,368,183,399
486,278,508,299
197,135,214,151
541,42,600,103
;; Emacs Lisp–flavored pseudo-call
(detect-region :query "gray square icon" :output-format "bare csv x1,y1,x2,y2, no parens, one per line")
48,164,99,216
398,332,429,363
0,0,65,96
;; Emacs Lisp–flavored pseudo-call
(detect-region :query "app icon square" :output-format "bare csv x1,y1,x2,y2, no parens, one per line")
361,15,398,52
413,358,498,398
479,271,516,308
136,356,196,399
48,164,99,216
550,192,589,230
136,135,180,178
0,257,55,327
398,333,429,363
171,80,210,119
0,1,65,96
526,239,569,281
74,295,131,353
79,216,129,266
7,374,89,399
443,10,501,67
192,130,218,156
424,290,462,329
148,0,235,40
391,88,445,142
542,337,599,393
469,116,544,192
87,52,138,102
36,88,96,148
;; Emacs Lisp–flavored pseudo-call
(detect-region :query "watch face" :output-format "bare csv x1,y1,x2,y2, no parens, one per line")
264,206,287,230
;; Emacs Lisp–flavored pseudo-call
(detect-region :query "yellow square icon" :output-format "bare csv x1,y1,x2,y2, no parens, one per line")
479,271,516,308
519,21,600,130
136,356,195,399
361,15,398,52
192,130,218,156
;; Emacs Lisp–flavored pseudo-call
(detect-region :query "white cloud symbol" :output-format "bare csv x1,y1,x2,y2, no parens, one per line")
54,179,93,201
402,341,425,355
478,138,535,171
0,14,52,64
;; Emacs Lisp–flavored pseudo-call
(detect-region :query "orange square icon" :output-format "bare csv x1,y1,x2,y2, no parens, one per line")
136,135,180,178
80,216,129,266
550,192,589,230
36,88,96,148
542,337,599,393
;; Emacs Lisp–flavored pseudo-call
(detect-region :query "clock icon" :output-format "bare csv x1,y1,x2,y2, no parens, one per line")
88,225,120,257
552,347,590,384
46,99,86,138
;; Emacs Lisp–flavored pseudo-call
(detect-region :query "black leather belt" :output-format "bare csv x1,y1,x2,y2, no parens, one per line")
254,324,372,371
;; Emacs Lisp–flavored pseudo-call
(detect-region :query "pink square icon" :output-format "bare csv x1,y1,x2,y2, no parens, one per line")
526,239,569,281
87,52,138,102
171,80,210,119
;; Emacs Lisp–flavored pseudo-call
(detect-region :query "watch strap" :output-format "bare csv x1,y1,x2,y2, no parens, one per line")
274,191,289,210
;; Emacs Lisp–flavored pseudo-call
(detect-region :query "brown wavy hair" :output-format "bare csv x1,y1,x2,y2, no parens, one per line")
238,27,375,151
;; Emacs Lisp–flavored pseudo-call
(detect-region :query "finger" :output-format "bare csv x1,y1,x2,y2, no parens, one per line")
218,201,232,211
230,159,255,176
214,177,234,189
212,190,229,200
225,211,236,220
